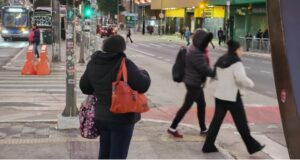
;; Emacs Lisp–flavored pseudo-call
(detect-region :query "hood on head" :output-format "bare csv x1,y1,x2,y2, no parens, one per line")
193,29,213,51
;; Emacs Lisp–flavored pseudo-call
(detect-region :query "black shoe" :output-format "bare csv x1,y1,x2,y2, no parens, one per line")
202,145,219,153
249,144,266,154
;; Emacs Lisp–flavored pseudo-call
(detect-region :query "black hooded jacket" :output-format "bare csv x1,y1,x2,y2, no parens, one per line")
215,53,241,69
80,51,151,124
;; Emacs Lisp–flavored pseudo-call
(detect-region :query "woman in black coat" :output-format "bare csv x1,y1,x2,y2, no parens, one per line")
80,35,151,159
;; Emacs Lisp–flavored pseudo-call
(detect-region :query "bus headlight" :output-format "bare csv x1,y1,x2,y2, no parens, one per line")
2,29,9,34
22,30,29,34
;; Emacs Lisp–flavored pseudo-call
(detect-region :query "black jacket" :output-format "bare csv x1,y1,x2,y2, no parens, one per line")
80,51,151,124
184,45,214,87
33,28,40,44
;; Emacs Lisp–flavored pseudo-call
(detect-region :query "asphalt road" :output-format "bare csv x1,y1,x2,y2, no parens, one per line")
125,39,277,99
0,38,28,68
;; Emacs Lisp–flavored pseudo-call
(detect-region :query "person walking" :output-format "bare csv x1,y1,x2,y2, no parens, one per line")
80,35,151,159
184,27,192,46
202,40,265,154
168,29,215,138
180,27,185,40
126,28,133,43
217,28,224,46
245,32,253,51
32,24,40,58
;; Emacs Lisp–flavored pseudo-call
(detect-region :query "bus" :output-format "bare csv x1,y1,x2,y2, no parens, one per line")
1,6,32,41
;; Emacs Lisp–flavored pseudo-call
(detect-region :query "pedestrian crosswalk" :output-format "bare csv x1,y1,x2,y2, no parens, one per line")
0,70,87,111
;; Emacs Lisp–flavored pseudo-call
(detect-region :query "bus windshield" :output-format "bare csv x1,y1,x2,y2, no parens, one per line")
3,12,28,27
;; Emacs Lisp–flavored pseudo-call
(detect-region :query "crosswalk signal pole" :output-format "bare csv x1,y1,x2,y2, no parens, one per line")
63,0,78,117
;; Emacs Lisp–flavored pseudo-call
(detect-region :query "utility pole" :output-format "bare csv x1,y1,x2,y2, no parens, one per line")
226,0,231,40
142,5,145,35
52,0,61,62
58,0,79,129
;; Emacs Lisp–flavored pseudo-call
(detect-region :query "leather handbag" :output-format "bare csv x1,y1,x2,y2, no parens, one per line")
110,58,149,113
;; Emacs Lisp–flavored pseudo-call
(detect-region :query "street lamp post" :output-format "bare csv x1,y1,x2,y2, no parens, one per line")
226,0,231,40
159,0,163,36
142,5,145,35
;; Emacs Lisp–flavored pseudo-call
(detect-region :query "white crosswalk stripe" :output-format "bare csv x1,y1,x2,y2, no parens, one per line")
0,71,86,111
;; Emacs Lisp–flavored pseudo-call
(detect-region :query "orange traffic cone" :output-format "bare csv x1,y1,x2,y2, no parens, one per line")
36,45,50,75
21,45,36,75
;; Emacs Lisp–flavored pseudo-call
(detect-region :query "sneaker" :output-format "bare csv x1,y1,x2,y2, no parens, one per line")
249,144,266,154
200,130,208,135
167,129,183,138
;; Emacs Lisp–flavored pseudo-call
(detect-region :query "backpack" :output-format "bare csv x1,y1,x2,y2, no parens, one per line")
28,30,34,43
172,46,187,82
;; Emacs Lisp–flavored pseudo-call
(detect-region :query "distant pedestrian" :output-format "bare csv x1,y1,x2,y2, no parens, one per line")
32,24,40,58
126,29,133,43
202,40,265,154
184,27,191,45
245,33,253,51
217,28,224,46
180,27,185,40
168,29,215,138
256,29,263,49
263,29,269,51
80,35,151,159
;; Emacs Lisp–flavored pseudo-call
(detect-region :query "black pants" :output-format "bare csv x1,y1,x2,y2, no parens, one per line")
171,85,207,131
218,37,222,46
203,94,261,153
127,35,133,43
34,42,40,58
95,121,135,159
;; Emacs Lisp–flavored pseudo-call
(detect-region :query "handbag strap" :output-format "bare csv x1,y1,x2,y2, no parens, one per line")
116,58,128,82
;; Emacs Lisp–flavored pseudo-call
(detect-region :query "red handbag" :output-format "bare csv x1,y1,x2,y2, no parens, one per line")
110,58,149,113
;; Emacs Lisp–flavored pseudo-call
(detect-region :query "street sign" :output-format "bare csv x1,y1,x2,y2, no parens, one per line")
125,15,137,28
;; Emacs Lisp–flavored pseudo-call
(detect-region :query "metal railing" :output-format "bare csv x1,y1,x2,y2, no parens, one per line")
239,37,271,53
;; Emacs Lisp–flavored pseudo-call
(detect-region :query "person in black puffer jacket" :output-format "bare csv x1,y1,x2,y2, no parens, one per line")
168,29,215,138
80,35,151,159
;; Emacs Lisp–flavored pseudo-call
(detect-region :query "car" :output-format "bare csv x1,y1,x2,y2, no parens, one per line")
99,26,115,38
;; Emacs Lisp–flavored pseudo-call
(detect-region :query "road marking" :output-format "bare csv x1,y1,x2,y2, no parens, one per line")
260,70,272,74
127,48,155,57
148,43,162,47
137,43,151,47
157,56,163,59
165,58,171,62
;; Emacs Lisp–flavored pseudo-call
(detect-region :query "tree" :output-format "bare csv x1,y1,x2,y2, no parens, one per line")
97,0,124,16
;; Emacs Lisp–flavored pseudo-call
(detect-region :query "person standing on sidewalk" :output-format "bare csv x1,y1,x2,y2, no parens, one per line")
202,40,265,154
126,28,133,43
217,28,224,46
80,35,151,159
32,24,40,58
168,29,215,138
184,27,192,46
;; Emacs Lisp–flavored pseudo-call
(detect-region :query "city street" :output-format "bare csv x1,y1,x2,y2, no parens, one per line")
0,33,287,159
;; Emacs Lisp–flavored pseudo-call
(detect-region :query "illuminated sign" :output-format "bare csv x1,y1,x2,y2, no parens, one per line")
7,8,25,13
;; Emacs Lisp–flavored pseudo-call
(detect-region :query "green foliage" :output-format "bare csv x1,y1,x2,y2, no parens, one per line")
97,0,124,15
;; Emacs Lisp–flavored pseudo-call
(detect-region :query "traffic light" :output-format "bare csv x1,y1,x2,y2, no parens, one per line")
67,7,74,21
83,5,93,19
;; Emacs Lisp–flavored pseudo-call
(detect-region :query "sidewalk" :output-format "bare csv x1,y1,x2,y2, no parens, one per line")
0,121,228,159
0,36,288,159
